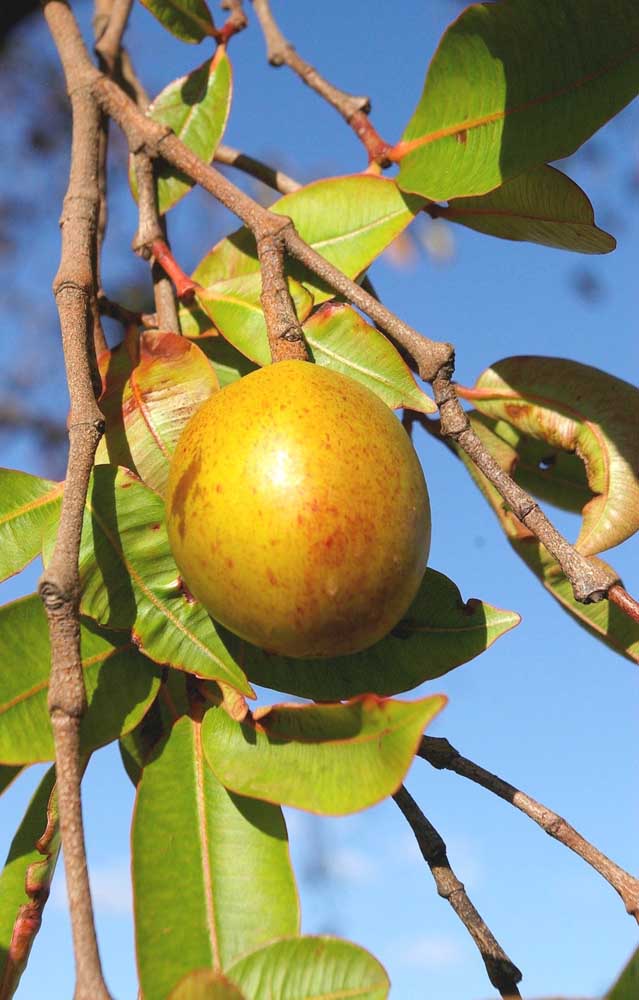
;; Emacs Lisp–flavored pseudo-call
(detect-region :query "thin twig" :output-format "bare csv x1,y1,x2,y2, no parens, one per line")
93,0,131,73
97,294,157,329
39,3,111,998
251,0,390,164
131,152,180,330
217,0,247,44
608,583,639,624
214,143,300,195
419,736,639,923
393,785,522,999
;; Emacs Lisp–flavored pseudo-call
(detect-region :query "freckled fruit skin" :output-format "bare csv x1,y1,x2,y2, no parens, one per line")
166,361,430,658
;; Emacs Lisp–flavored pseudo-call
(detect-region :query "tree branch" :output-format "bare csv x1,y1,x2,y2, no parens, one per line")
131,152,180,330
419,736,639,923
251,0,391,165
393,785,522,999
256,229,309,361
38,3,111,997
214,143,300,195
608,583,639,625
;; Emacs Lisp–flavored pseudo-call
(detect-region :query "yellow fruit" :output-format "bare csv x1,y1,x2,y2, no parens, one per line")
166,361,431,658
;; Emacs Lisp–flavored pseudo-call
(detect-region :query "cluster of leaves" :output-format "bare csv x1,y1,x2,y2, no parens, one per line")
1,0,639,997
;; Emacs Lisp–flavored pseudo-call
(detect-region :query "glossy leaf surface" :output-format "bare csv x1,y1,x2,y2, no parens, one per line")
0,768,59,997
139,0,216,43
67,466,253,695
169,970,246,1000
228,936,389,1000
131,50,232,212
460,414,639,665
202,694,445,814
302,304,436,414
0,470,62,582
397,0,639,201
0,595,161,765
196,274,313,366
463,356,639,555
96,330,219,494
190,176,424,311
134,716,299,1000
440,165,615,254
222,567,519,699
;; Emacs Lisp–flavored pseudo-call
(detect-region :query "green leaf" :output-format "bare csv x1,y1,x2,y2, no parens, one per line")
462,356,639,555
120,671,190,785
221,568,519,700
227,936,389,1000
606,946,639,999
133,715,299,1000
131,49,232,213
458,413,639,665
67,466,253,696
96,329,219,495
0,470,62,583
139,0,217,43
0,595,161,765
190,176,424,309
439,165,615,254
191,337,258,388
195,273,314,366
0,767,59,997
202,694,445,815
302,303,436,414
169,970,246,1000
397,0,639,201
0,766,23,798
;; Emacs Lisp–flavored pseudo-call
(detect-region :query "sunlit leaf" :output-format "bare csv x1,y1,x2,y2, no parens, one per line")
302,303,436,414
134,716,299,999
461,356,639,554
195,273,314,365
190,176,424,317
60,466,253,696
191,337,258,387
0,470,62,582
202,694,445,815
0,595,161,765
96,330,219,494
0,768,59,997
459,413,639,665
139,0,217,44
223,567,519,700
397,0,639,201
131,49,232,212
439,165,615,254
227,936,389,1000
169,970,246,1000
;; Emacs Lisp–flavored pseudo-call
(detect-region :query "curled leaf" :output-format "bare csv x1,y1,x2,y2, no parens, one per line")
461,356,639,555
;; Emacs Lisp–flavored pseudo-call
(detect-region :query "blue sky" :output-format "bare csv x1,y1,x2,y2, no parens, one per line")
1,2,638,998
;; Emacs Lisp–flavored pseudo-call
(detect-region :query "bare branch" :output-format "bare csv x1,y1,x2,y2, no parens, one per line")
93,0,132,74
131,152,180,331
608,583,639,624
419,736,639,923
214,143,300,195
39,2,111,997
393,785,522,999
251,0,391,164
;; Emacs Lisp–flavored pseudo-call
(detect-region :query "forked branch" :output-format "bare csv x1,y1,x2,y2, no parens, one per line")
419,736,639,923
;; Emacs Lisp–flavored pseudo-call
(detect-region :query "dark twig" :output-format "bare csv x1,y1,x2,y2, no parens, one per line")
97,294,157,330
256,230,309,361
393,786,522,998
419,736,639,923
131,152,180,330
214,143,300,195
251,0,391,165
39,3,111,998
